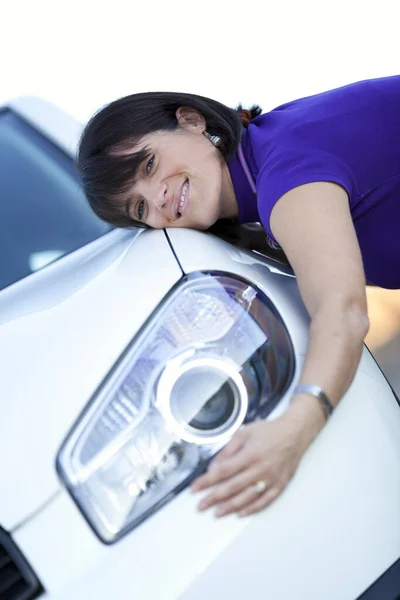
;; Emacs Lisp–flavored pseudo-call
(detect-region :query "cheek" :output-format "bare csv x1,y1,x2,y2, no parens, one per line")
198,156,220,186
205,163,223,202
147,213,168,229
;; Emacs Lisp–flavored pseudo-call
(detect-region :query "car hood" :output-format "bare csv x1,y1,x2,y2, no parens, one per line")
0,228,182,530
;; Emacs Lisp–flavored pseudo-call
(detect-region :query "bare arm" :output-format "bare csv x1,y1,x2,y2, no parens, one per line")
191,182,370,517
270,181,370,439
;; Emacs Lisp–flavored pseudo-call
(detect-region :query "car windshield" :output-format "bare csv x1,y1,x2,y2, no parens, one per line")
0,109,111,290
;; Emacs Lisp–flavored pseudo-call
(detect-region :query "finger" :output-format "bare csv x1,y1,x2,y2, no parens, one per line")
197,467,260,511
238,486,282,517
214,483,270,517
191,450,250,492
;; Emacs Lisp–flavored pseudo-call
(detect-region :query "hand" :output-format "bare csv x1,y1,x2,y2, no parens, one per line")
190,405,320,518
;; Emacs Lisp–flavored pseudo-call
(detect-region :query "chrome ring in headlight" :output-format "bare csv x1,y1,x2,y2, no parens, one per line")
156,354,248,445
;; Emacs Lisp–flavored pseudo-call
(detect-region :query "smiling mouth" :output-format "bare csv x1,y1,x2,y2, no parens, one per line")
177,179,189,218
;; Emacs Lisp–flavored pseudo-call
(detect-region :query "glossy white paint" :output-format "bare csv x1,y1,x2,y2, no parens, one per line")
0,228,182,529
179,368,400,600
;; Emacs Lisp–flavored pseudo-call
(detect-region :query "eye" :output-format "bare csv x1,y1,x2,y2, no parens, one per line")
146,154,155,175
137,200,145,221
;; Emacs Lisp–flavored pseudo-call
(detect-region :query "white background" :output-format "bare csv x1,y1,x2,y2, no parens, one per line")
1,0,399,124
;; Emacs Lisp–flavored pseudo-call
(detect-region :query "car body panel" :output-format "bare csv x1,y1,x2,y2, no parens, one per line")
0,228,182,530
179,369,400,600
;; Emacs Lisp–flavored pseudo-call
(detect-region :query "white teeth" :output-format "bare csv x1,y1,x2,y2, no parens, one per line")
179,181,188,212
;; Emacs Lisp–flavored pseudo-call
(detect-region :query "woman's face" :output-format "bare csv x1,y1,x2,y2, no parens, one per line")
122,107,238,229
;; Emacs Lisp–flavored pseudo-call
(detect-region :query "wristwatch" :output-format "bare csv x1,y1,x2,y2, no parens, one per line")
293,384,334,421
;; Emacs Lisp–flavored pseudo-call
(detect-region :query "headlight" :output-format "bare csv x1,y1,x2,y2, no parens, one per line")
57,272,294,543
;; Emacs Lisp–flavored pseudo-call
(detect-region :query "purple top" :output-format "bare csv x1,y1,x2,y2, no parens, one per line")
228,76,400,289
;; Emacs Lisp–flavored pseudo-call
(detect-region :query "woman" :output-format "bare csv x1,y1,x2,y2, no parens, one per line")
78,76,400,518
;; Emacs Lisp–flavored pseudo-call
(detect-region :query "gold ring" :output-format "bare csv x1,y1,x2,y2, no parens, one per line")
253,480,267,494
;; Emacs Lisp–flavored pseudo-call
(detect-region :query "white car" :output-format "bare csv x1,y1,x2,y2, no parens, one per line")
0,98,399,600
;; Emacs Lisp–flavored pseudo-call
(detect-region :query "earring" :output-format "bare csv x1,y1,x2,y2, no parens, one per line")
203,131,222,147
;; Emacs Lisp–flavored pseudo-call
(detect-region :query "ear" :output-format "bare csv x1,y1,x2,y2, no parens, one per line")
175,106,206,132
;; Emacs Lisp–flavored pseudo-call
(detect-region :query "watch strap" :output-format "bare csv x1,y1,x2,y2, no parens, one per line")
293,384,334,420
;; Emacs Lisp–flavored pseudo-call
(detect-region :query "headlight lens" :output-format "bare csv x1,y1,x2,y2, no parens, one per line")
57,272,294,543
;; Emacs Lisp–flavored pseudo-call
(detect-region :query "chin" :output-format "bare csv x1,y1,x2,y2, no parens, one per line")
185,212,214,231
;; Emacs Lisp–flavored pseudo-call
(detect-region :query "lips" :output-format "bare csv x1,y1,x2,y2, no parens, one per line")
173,179,189,219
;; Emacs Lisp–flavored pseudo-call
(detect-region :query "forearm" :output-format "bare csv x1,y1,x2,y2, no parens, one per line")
284,302,370,445
300,301,369,403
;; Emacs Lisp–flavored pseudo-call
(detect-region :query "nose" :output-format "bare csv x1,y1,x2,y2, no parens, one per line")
154,181,169,211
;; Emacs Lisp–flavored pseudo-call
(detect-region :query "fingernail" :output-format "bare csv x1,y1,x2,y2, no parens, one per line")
198,500,208,511
215,508,226,518
238,510,247,518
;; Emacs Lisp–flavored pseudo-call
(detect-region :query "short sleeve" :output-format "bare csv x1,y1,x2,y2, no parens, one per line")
256,148,356,243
